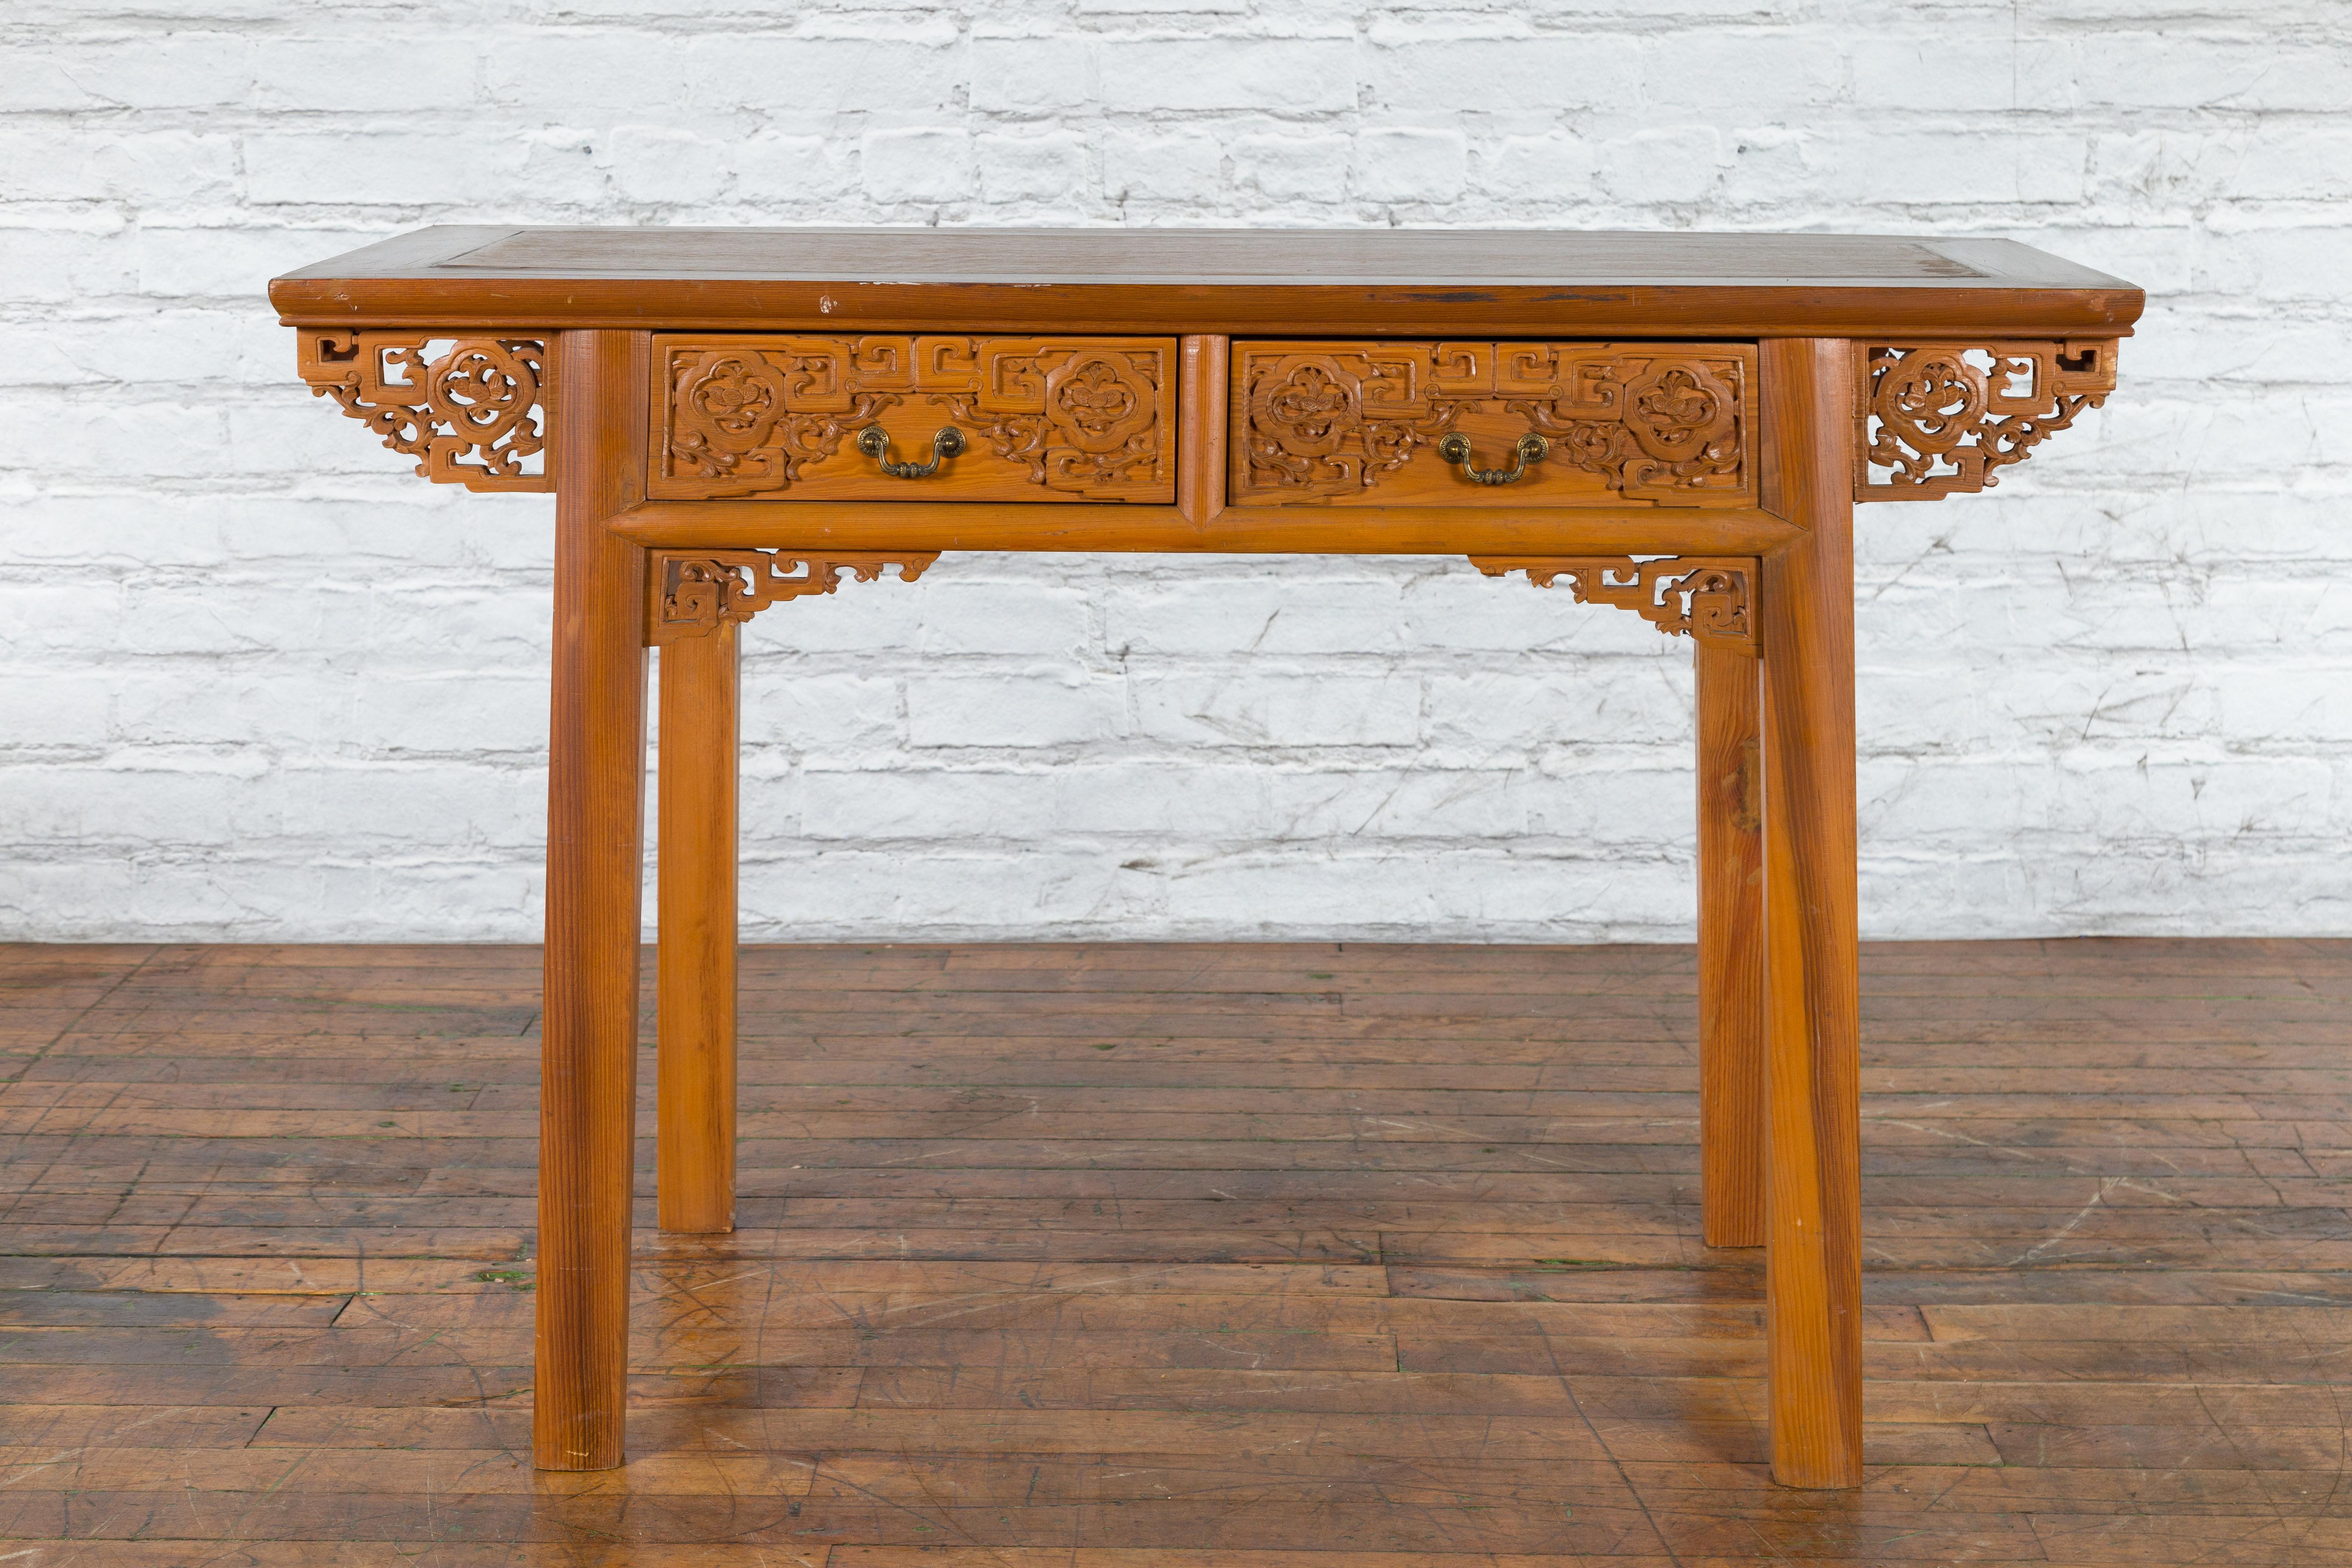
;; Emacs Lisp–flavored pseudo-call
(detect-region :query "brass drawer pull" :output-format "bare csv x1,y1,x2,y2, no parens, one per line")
857,425,965,479
1437,432,1548,486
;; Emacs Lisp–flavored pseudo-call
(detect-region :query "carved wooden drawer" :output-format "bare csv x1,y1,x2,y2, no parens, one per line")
1232,340,1757,508
652,334,1176,503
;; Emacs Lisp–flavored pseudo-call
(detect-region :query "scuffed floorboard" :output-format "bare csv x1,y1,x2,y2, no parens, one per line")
1,937,2347,1564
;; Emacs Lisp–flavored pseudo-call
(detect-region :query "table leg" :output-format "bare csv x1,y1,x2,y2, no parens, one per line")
536,329,650,1471
1758,336,1864,1488
657,622,740,1234
1696,640,1765,1248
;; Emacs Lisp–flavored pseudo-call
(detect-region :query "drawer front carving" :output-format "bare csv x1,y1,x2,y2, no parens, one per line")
1232,341,1757,508
652,335,1176,502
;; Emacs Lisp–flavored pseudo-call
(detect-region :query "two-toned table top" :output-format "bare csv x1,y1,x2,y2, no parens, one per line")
270,226,2144,337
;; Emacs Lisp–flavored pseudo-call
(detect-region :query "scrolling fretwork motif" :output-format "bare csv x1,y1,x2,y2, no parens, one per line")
1856,340,2117,501
646,550,939,646
297,331,551,492
1470,557,1758,656
934,346,1162,491
1237,343,1754,505
656,336,1170,500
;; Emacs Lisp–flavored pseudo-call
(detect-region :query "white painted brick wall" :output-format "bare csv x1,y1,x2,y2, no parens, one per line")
2,2,2347,942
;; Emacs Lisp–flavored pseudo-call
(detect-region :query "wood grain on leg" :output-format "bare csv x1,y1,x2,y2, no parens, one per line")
1697,640,1765,1249
536,329,652,1471
1757,336,1865,1488
657,623,740,1235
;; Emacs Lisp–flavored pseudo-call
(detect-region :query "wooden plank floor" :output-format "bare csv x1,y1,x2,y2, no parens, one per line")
2,938,2349,1565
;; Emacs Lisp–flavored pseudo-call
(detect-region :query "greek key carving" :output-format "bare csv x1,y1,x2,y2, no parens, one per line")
653,336,1172,501
1470,556,1758,656
297,331,551,492
1236,343,1755,505
1240,351,1467,494
934,344,1163,490
1856,341,2117,500
646,550,938,646
1512,355,1745,498
666,348,893,492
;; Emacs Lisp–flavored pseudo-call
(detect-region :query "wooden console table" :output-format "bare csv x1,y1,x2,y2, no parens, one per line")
271,228,2141,1488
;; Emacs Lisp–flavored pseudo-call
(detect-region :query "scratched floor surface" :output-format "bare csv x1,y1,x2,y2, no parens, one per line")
2,938,2349,1565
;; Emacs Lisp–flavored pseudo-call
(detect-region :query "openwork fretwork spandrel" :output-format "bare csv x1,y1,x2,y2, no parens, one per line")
297,331,552,492
647,550,939,646
1471,557,1758,656
1856,340,2116,501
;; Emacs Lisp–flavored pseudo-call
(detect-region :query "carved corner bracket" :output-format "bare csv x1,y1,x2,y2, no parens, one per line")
297,331,553,493
1471,556,1758,656
1856,340,2116,502
646,550,940,646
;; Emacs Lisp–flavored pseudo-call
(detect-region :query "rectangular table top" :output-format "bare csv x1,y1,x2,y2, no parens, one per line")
272,227,2143,339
